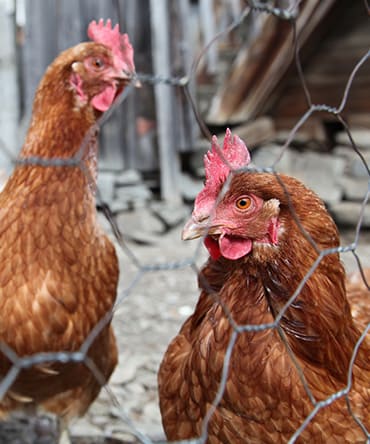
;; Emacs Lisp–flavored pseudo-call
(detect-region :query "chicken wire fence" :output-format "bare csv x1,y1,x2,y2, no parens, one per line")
0,0,370,443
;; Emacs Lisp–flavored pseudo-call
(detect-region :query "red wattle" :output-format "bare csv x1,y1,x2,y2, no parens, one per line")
91,85,117,112
219,234,252,260
204,236,222,260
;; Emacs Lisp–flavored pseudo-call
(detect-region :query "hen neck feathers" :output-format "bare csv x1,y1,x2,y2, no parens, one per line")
14,68,100,195
22,81,97,157
201,215,367,385
1,73,102,223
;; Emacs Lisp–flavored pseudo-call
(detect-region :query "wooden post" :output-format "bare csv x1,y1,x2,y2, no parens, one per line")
118,0,139,170
0,0,19,169
22,0,58,114
199,0,218,74
150,0,182,204
170,0,198,152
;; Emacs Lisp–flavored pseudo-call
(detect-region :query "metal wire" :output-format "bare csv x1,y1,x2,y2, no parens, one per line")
0,1,369,443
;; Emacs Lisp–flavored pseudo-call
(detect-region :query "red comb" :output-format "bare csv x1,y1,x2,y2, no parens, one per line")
88,19,135,72
204,128,250,186
193,129,250,214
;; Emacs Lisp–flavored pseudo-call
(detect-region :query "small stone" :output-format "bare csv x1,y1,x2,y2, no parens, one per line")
178,305,194,317
110,431,137,443
287,151,345,205
250,144,292,173
70,419,102,438
333,145,354,159
150,202,189,230
330,201,370,228
97,172,116,204
137,373,158,390
107,200,131,214
127,382,145,395
114,184,152,207
90,415,109,427
179,173,203,201
116,207,164,235
347,154,370,178
88,400,112,417
143,401,161,422
336,129,370,150
341,177,369,201
109,385,129,399
110,359,139,385
115,169,142,186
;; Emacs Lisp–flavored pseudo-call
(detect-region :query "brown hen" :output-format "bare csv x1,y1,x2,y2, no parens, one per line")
0,19,136,442
159,129,370,443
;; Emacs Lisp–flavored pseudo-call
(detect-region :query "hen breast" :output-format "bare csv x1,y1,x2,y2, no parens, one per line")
0,164,118,419
159,259,370,443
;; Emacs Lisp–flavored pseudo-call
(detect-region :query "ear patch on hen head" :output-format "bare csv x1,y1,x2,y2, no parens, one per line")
88,19,135,73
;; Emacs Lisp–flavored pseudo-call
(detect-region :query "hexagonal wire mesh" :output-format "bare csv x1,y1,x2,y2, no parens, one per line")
0,0,370,443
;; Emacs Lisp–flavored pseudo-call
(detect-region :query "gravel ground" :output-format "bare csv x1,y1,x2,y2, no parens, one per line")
1,206,370,444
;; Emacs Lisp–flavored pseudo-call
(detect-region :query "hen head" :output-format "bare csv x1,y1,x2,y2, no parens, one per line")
37,19,137,114
183,129,336,263
70,19,137,112
183,129,279,261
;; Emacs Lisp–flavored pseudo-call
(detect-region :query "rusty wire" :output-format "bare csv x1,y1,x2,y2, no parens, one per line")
0,0,369,443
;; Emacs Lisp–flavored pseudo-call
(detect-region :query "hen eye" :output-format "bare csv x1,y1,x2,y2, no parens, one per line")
236,197,252,210
92,58,104,69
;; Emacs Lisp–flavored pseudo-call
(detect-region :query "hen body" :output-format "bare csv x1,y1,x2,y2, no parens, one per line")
0,20,136,430
159,132,370,443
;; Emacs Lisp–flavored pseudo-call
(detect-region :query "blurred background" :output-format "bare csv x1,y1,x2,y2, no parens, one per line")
0,1,369,442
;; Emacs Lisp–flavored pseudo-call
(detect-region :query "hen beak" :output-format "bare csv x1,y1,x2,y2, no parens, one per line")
182,216,212,241
130,74,142,88
117,70,142,88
